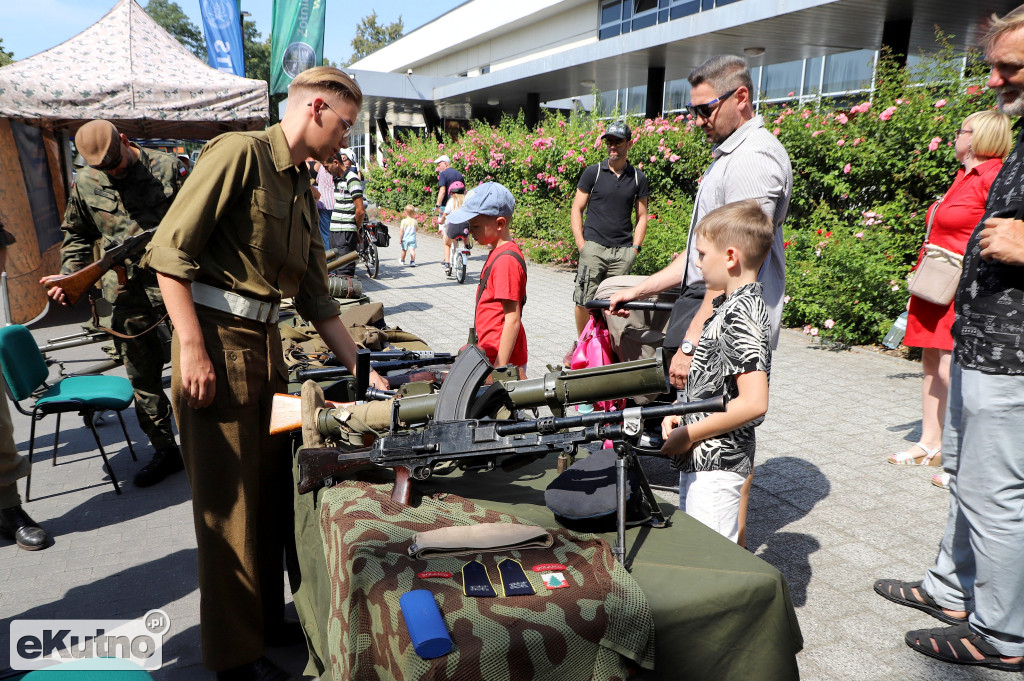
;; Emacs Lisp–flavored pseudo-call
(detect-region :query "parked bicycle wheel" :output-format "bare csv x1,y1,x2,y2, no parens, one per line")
454,249,467,284
363,239,379,278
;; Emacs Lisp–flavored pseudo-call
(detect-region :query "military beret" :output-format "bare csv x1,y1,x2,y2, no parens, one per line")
76,120,122,169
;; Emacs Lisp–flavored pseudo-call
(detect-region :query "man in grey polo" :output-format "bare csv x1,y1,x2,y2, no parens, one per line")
610,55,792,386
571,121,650,336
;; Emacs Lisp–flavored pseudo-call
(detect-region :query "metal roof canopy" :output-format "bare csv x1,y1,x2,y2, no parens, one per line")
352,0,1018,127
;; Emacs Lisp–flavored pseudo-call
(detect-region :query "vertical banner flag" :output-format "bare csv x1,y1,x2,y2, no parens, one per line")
270,0,327,95
199,0,246,77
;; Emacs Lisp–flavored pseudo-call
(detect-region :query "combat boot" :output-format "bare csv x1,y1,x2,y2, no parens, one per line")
0,505,51,550
133,446,185,487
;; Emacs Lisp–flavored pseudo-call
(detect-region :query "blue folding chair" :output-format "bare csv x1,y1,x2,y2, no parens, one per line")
0,325,137,500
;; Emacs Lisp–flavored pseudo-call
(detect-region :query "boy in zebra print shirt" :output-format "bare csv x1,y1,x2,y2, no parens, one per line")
661,200,773,543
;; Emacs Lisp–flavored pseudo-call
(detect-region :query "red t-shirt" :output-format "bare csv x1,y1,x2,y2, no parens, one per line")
475,241,528,367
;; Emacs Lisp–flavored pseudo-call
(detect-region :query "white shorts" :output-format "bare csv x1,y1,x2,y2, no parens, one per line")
679,469,746,543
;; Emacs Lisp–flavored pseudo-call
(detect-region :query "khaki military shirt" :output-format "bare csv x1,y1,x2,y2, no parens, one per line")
142,124,338,323
61,144,184,275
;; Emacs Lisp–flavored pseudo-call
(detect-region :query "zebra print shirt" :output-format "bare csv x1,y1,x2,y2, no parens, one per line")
676,282,772,476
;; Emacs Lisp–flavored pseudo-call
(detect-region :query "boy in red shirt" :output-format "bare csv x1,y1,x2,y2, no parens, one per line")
445,182,528,375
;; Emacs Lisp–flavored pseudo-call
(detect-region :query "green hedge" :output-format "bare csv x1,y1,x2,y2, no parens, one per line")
366,42,994,345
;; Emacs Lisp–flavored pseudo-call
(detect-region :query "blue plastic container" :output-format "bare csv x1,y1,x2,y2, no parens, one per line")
399,590,452,659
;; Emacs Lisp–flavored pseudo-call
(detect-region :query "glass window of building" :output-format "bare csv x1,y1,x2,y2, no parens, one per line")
802,57,823,95
761,59,803,100
632,0,658,30
822,49,874,94
664,77,692,113
625,84,647,114
669,0,700,19
599,89,619,116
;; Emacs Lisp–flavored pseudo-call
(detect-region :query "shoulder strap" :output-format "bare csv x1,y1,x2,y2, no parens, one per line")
477,249,528,307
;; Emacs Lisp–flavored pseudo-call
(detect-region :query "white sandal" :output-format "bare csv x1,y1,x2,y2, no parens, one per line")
888,442,942,466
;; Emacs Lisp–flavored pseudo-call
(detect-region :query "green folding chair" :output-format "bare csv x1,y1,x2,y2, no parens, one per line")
0,324,137,500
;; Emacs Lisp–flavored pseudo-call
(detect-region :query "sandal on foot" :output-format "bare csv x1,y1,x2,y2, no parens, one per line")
932,472,951,489
888,442,942,466
905,622,1024,672
873,579,967,625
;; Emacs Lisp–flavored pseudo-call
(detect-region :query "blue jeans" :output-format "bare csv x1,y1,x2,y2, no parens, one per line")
922,362,1024,656
317,209,331,248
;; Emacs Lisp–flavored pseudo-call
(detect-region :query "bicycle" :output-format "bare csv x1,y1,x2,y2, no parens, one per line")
356,223,380,279
446,235,471,284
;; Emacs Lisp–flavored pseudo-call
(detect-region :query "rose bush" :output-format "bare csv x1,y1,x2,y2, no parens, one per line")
365,42,994,345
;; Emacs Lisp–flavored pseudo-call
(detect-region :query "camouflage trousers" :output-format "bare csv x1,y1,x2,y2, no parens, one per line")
102,283,176,452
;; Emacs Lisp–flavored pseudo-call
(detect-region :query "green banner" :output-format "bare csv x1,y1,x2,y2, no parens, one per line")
270,0,326,95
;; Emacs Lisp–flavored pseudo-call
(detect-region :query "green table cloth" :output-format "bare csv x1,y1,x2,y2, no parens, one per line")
291,454,803,681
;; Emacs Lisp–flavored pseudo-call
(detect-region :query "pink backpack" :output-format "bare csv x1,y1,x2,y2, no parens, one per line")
569,316,626,412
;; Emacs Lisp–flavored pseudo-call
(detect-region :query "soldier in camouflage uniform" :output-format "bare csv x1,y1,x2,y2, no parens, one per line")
40,120,185,488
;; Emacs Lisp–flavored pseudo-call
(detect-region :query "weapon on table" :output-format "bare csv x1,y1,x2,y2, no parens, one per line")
42,230,156,306
326,250,360,273
294,352,456,382
299,397,726,564
38,330,110,354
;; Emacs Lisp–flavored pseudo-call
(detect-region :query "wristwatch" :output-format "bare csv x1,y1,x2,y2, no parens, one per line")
680,340,696,356
631,244,641,253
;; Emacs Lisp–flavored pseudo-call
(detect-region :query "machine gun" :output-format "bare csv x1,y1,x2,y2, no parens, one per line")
275,346,725,563
294,350,456,382
42,230,155,306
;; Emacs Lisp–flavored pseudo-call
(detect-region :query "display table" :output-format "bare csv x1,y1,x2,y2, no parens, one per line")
291,454,803,681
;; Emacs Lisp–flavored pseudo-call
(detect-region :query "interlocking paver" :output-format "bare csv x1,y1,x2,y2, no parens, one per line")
1,230,1008,679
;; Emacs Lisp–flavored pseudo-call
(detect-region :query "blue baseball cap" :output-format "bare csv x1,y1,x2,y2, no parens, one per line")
445,182,516,239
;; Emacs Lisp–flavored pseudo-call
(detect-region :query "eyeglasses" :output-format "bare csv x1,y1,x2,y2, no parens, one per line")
955,128,973,139
308,100,354,136
604,137,627,147
686,88,739,120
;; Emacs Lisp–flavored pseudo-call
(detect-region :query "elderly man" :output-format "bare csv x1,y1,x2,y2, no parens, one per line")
571,120,650,336
142,67,387,681
39,120,186,488
873,6,1024,673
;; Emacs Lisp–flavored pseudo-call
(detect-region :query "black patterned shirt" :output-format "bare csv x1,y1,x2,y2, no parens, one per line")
676,282,772,476
954,124,1024,374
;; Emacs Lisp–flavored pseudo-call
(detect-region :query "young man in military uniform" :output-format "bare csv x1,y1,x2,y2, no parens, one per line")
142,67,387,681
39,120,185,488
0,218,51,550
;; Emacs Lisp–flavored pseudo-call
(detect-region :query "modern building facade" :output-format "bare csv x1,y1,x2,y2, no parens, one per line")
346,0,1019,155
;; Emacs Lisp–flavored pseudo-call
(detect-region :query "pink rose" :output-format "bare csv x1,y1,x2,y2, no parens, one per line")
669,154,680,162
824,319,835,329
879,106,897,121
837,139,845,146
812,130,824,137
843,163,852,174
772,127,781,136
854,231,864,238
928,136,942,152
836,113,849,124
934,99,947,108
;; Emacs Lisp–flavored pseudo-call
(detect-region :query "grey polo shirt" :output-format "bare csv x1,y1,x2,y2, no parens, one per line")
682,114,793,349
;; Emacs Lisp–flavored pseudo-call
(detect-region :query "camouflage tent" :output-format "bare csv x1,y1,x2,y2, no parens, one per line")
0,0,268,139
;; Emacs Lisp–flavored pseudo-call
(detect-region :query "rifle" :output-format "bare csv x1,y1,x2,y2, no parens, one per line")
42,230,156,306
294,352,455,382
299,397,727,564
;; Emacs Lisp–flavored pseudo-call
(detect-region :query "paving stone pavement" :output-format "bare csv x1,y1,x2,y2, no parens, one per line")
0,231,1013,680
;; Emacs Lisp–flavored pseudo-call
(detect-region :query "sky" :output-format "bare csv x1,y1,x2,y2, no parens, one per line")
1,0,465,66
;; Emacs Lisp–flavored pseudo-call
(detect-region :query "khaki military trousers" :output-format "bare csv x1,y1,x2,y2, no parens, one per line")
171,308,291,671
0,370,29,509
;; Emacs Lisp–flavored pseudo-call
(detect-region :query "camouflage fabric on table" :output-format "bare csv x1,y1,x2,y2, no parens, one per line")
318,480,656,681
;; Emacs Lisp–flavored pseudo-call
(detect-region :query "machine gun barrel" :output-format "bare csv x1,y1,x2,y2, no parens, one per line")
390,350,668,427
494,395,726,436
295,354,454,382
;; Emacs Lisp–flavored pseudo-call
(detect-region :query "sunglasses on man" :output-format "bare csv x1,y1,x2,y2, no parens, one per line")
686,88,739,120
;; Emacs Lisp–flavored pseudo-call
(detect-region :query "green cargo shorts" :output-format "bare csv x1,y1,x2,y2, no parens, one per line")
573,240,638,306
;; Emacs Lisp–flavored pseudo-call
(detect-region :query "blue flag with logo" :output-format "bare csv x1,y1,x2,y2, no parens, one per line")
199,0,246,77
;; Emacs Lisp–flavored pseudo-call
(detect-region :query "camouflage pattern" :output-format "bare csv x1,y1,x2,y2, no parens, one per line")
314,480,656,681
60,145,184,450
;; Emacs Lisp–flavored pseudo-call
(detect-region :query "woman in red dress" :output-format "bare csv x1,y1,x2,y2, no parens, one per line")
889,111,1012,475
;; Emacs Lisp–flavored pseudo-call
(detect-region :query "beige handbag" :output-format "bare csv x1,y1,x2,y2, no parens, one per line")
907,199,963,306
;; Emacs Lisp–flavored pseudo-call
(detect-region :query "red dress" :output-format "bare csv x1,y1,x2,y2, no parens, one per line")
905,158,1003,350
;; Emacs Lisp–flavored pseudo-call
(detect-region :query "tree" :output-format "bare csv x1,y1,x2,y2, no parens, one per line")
348,12,404,65
145,0,206,61
0,37,14,67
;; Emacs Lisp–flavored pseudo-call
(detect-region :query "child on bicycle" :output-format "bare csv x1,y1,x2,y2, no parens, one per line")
400,204,418,266
445,182,528,377
440,181,467,274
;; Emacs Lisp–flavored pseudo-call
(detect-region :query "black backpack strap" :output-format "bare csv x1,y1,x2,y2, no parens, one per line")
477,249,528,307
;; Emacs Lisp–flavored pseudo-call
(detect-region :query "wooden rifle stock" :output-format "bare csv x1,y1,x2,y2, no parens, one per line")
43,261,107,307
269,393,354,435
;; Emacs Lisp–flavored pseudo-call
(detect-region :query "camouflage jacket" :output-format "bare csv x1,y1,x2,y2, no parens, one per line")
60,145,185,292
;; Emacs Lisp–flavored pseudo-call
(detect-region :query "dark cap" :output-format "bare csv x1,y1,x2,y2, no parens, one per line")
601,121,631,141
76,120,122,169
